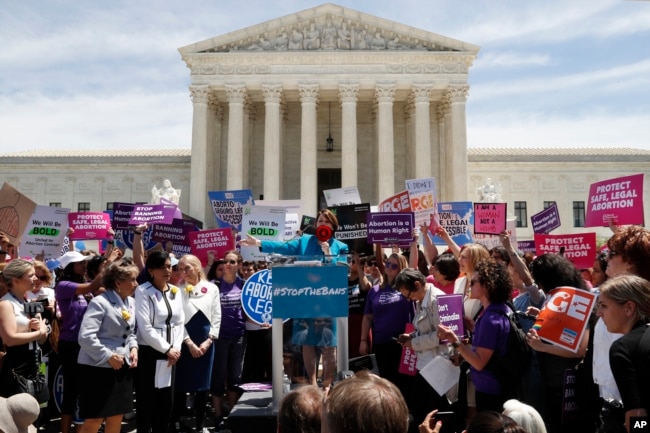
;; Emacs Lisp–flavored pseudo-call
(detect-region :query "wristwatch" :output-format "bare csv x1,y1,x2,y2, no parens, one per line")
451,340,461,349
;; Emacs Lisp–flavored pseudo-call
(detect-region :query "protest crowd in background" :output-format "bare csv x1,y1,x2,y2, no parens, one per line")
1,175,650,433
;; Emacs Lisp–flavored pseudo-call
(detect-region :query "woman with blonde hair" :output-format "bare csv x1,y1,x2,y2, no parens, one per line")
597,274,650,433
171,254,221,433
0,259,48,396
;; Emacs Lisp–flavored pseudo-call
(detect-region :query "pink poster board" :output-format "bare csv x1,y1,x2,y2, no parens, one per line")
67,212,112,240
473,203,507,235
585,173,644,227
534,232,597,270
189,228,236,266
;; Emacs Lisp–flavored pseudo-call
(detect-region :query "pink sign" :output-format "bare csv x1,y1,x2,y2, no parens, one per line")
398,323,418,376
378,190,411,213
534,232,597,270
189,228,236,266
67,212,111,240
473,203,507,235
585,174,644,227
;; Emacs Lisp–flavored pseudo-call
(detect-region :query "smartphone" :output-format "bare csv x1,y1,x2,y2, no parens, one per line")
432,411,456,433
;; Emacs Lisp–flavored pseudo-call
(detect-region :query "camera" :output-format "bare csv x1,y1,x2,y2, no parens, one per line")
24,301,45,318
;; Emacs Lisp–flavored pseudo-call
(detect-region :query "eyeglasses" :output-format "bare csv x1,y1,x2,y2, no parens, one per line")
470,279,479,286
384,262,400,270
607,250,619,259
37,275,48,282
400,289,412,300
225,259,238,265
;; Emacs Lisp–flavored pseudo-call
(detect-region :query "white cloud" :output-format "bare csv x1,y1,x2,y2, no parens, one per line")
473,52,551,69
468,112,650,149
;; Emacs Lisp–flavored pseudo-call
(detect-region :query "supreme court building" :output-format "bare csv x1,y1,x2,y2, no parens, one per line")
179,3,479,225
2,4,649,242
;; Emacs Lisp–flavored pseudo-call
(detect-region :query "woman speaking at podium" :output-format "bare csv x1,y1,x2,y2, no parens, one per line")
240,208,348,260
240,208,348,387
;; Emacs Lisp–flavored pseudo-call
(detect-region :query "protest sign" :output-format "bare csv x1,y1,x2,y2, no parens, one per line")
112,202,135,230
437,294,465,340
531,203,561,234
189,228,235,266
20,205,69,259
330,203,372,255
533,286,596,353
534,232,596,269
151,218,195,244
473,219,517,250
399,323,418,376
378,190,411,213
517,240,536,254
405,178,437,227
207,189,254,233
67,212,111,240
128,203,177,226
474,203,507,235
300,215,317,235
283,213,301,240
323,186,362,207
585,174,644,227
366,212,414,245
432,201,474,246
241,269,273,325
240,205,286,261
0,182,37,245
272,265,348,319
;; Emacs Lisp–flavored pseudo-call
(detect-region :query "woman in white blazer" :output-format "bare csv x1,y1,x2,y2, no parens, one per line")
77,261,139,433
134,251,185,433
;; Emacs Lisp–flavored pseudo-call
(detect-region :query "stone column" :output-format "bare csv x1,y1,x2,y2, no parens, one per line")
189,85,210,222
375,83,396,201
338,83,359,188
262,84,283,200
436,101,448,200
299,83,319,216
225,84,247,190
207,94,222,207
447,84,469,201
412,83,433,179
404,96,415,180
243,96,255,189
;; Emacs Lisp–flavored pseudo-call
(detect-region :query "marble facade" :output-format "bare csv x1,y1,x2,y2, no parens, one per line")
179,3,479,225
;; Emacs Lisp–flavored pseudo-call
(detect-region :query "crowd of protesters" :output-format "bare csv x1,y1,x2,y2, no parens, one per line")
1,215,650,433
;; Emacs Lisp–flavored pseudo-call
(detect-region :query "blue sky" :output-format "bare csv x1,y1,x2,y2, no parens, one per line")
1,0,649,152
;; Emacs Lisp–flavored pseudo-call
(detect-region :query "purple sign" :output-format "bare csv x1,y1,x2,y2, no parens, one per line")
438,294,465,339
112,202,136,230
366,212,414,245
530,204,561,234
151,218,195,243
517,240,536,254
128,203,177,226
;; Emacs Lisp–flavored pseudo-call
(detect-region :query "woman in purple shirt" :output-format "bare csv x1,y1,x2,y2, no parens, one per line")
359,251,414,394
210,250,246,429
54,251,103,433
439,260,512,412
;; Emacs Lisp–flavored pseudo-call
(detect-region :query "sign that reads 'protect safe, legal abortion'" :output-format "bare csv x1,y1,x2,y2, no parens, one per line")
534,233,596,270
189,228,235,266
585,174,644,227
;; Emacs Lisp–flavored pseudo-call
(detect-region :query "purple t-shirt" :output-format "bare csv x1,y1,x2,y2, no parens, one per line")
55,280,90,342
218,277,246,339
470,302,511,395
364,285,414,344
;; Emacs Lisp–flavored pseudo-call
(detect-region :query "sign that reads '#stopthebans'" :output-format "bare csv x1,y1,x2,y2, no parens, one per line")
272,266,348,319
